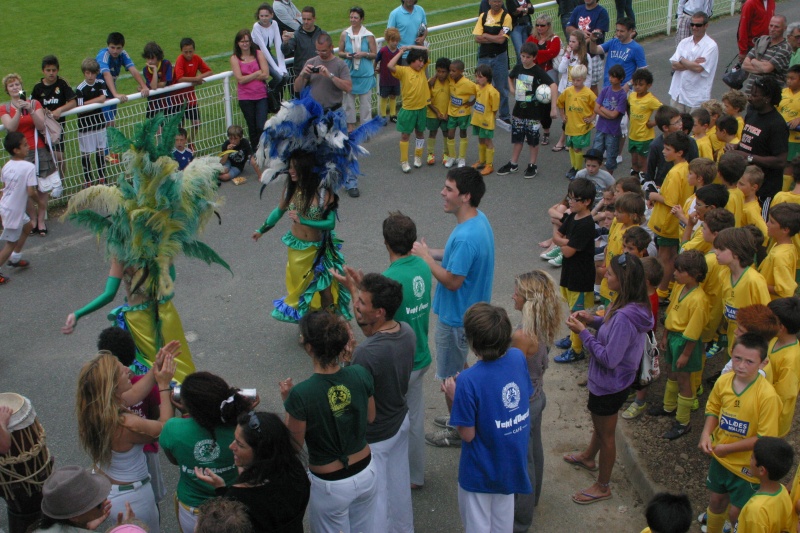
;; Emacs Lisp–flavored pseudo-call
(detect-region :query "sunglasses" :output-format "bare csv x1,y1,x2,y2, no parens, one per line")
536,23,549,27
689,22,706,27
247,411,261,433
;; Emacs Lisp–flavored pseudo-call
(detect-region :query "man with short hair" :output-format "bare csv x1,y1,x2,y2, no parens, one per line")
588,17,647,90
738,0,776,61
669,12,719,113
675,0,713,43
474,0,513,122
388,0,428,62
411,167,495,448
566,0,610,93
293,34,352,109
743,15,793,95
282,6,326,80
786,22,800,66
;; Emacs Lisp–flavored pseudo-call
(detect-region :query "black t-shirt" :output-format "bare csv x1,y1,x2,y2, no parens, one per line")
508,63,551,120
558,212,596,292
75,79,109,132
221,138,253,170
739,108,789,202
31,77,76,124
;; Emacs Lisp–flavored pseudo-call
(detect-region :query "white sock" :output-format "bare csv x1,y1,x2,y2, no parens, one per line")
10,252,22,263
415,138,425,150
594,284,601,293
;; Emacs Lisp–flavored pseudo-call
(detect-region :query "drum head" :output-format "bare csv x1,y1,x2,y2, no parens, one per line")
0,393,35,431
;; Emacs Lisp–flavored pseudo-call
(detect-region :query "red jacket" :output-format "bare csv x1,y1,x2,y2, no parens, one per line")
737,0,775,55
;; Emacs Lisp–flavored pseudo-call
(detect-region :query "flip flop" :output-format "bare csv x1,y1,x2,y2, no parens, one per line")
563,453,598,472
551,145,566,152
572,490,612,505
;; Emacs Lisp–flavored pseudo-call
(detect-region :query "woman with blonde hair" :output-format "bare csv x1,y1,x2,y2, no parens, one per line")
77,349,177,532
511,270,563,530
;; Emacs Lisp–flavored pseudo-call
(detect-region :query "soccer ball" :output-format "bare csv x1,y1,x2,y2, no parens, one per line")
535,84,551,104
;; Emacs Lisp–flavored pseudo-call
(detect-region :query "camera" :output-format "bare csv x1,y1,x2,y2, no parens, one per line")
310,66,321,73
172,385,182,403
18,90,26,101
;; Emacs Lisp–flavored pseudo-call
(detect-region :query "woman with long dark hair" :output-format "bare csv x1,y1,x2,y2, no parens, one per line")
195,411,310,532
562,253,653,504
159,372,257,533
231,28,270,147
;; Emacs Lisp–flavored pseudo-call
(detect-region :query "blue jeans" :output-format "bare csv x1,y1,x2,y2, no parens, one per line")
592,131,622,173
478,52,510,120
510,24,532,65
435,322,468,379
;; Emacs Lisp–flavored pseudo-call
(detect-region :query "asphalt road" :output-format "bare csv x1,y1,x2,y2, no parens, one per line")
2,3,799,531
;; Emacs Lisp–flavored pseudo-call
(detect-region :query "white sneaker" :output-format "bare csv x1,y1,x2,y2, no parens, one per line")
413,156,423,168
457,158,466,168
401,161,411,173
616,155,623,164
444,157,455,168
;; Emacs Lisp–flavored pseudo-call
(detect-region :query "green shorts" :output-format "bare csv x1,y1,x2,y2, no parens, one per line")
628,139,652,155
472,125,494,139
397,108,427,134
427,117,448,133
664,331,703,372
656,236,680,248
706,457,759,509
599,296,611,307
566,131,592,150
788,142,800,163
447,115,470,131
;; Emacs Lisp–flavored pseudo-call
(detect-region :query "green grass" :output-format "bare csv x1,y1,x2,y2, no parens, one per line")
2,1,482,94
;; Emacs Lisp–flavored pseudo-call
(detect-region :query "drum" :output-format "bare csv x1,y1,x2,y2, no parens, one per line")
0,393,53,533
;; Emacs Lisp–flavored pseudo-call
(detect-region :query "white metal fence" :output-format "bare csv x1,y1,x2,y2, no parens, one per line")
0,0,740,206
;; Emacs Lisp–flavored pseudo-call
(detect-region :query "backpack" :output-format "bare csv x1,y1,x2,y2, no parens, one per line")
631,330,660,390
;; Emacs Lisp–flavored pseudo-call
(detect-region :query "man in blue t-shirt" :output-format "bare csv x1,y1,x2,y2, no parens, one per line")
411,167,495,448
566,0,610,92
388,0,428,61
589,17,647,89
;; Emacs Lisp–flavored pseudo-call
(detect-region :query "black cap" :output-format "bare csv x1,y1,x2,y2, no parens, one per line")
583,148,604,161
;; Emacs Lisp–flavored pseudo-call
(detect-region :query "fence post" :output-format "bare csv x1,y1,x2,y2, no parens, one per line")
666,0,674,36
729,0,735,16
224,76,233,129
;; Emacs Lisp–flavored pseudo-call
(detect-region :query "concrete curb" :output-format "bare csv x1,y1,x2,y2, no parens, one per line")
616,418,669,504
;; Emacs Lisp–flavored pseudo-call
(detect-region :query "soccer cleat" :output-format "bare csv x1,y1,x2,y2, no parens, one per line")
663,422,691,440
0,271,8,284
706,337,727,359
444,157,455,168
480,165,494,176
524,164,538,179
457,158,466,168
7,259,30,268
496,162,519,175
553,348,585,363
548,253,563,267
401,161,411,173
565,167,578,180
427,153,435,165
471,161,485,170
554,335,572,349
621,401,647,420
541,246,562,260
414,156,423,168
647,405,676,417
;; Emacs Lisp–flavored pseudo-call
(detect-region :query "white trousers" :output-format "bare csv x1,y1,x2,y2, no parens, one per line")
108,477,159,533
407,365,428,487
370,413,414,533
458,486,513,533
176,496,200,533
309,459,378,533
344,92,373,125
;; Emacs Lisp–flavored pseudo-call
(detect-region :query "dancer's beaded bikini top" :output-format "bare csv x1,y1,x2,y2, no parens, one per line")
288,189,326,221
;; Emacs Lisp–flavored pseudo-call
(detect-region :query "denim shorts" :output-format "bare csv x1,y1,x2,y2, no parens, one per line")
435,322,468,379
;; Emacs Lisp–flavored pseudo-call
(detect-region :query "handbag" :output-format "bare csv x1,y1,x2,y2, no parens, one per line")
722,55,747,90
631,330,660,390
42,112,62,144
33,128,63,197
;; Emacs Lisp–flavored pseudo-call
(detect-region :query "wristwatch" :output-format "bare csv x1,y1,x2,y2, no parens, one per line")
329,72,335,79
746,155,754,164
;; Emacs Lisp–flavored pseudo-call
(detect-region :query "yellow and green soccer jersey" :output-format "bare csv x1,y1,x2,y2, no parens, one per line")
701,252,729,343
770,191,800,273
725,187,745,227
471,83,500,131
665,285,710,341
720,266,771,353
736,485,793,533
599,220,631,301
682,225,711,254
741,199,768,245
627,91,661,142
428,77,451,119
706,372,781,483
759,243,798,300
708,126,724,155
648,161,692,239
448,76,477,117
696,135,714,160
392,64,431,111
557,86,596,136
791,464,800,527
767,338,800,437
779,87,800,144
714,136,741,162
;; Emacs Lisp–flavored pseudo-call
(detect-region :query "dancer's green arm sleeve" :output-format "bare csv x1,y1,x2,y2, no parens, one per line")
298,210,336,230
257,207,286,234
74,276,122,320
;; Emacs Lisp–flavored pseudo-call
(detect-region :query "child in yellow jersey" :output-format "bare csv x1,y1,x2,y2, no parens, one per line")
648,132,694,301
714,227,771,357
640,492,692,533
650,250,709,439
717,152,746,227
597,193,645,305
556,64,596,179
770,159,800,284
766,297,800,436
470,64,499,176
426,57,451,166
702,99,725,155
673,160,719,252
691,108,714,160
627,68,661,176
444,60,477,169
721,90,747,140
389,45,431,174
779,66,800,183
761,203,800,299
736,437,794,533
700,333,781,533
737,166,768,243
713,115,741,163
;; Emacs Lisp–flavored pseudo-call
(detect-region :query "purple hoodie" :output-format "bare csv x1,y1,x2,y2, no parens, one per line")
579,303,654,396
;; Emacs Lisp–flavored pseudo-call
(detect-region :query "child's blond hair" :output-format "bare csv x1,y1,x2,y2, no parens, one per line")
721,89,747,113
570,64,588,81
742,165,765,188
701,99,724,119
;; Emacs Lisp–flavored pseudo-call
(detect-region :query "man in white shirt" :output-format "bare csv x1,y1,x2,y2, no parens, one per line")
668,12,719,113
675,0,713,43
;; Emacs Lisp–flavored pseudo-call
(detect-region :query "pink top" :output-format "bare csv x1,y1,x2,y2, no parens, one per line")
235,51,268,101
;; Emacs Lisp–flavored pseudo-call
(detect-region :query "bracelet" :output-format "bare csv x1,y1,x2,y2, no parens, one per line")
160,388,171,392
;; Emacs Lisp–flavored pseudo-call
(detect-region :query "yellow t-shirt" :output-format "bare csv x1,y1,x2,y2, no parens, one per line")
791,464,800,527
599,220,630,301
779,87,800,144
640,529,651,533
472,11,513,41
471,83,500,131
627,91,661,142
448,76,477,117
696,135,714,160
714,137,742,162
557,86,596,136
771,191,800,267
682,225,711,254
767,338,800,437
648,161,692,239
735,116,745,139
736,485,794,533
701,252,729,342
392,64,432,111
720,266,771,353
665,285,710,341
724,187,745,227
759,243,799,300
706,372,781,483
708,126,724,155
741,199,769,245
427,77,451,119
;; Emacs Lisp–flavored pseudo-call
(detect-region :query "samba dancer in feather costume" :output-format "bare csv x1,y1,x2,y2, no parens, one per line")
61,113,230,383
253,91,381,323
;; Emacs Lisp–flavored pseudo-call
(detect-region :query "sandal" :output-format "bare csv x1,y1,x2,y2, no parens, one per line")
29,224,38,236
542,132,550,145
551,144,566,152
563,453,598,472
572,489,612,505
38,227,48,236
